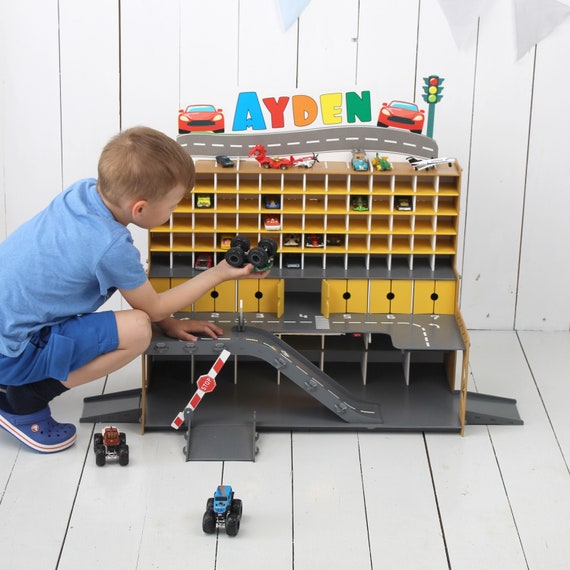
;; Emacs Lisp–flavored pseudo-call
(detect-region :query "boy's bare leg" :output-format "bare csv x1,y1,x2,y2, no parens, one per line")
64,309,152,388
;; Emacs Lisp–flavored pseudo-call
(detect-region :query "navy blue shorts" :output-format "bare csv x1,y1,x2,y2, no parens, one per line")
0,312,119,386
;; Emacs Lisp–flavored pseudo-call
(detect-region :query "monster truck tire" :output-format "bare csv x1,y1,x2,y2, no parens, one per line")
202,511,216,534
226,514,240,536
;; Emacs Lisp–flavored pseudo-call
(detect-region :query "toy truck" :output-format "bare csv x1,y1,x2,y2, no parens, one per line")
93,426,129,466
202,485,243,536
224,235,277,271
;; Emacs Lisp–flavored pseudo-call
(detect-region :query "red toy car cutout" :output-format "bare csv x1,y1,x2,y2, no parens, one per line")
377,101,425,134
178,104,225,134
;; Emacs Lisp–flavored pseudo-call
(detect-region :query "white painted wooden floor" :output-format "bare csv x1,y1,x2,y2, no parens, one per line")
1,330,569,570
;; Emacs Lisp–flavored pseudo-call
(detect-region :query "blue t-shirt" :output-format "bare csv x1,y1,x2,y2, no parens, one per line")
0,178,148,357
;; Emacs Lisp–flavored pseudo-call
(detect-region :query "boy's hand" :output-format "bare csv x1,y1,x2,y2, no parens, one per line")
157,316,223,341
215,259,271,280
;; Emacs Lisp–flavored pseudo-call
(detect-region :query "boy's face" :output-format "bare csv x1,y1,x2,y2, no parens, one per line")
135,184,189,229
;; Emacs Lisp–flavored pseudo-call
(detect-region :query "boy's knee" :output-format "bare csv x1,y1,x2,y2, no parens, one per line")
132,309,152,346
118,309,152,351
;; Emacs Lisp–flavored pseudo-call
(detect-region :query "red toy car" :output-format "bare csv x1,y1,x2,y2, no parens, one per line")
249,144,294,170
195,253,214,271
93,426,129,466
264,215,281,230
178,104,225,134
377,101,425,134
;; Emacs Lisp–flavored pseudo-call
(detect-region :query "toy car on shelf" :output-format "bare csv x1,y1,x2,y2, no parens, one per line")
395,196,413,211
224,235,277,270
372,153,392,171
215,155,234,168
202,485,242,536
93,426,129,466
249,144,294,170
377,100,425,134
351,149,369,171
351,195,369,211
326,235,343,246
264,215,281,230
264,196,280,209
220,235,235,249
194,252,214,271
284,233,301,246
195,194,212,208
178,104,225,134
305,234,324,248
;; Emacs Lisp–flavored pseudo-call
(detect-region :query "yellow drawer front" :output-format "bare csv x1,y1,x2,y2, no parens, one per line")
170,278,196,312
322,279,350,313
413,280,456,314
413,280,437,314
434,280,456,314
150,278,171,293
346,280,369,313
389,280,413,314
369,280,392,313
212,280,237,312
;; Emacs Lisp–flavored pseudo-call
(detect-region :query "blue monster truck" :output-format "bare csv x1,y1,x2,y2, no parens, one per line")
202,485,243,536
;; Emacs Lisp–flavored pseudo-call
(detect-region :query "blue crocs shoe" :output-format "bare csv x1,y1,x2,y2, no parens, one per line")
0,404,77,453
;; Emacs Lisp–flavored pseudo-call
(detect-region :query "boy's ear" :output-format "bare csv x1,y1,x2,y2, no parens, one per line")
130,199,149,220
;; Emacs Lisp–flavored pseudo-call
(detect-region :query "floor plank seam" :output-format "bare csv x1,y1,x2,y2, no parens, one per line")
356,434,374,570
486,426,531,570
423,433,452,570
56,423,96,569
515,332,570,474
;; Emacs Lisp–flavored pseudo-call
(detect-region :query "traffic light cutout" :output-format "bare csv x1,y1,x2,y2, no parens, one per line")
422,75,445,139
423,75,444,104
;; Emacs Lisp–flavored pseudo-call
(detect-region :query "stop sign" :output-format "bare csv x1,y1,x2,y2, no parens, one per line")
197,374,216,393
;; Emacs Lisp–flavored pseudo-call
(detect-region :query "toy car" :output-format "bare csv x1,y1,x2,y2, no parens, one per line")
326,235,343,246
351,149,369,171
284,233,301,246
351,195,369,211
215,155,234,168
395,196,413,211
178,104,225,134
194,252,214,271
93,426,129,466
377,100,425,134
195,194,212,208
220,234,234,248
264,196,280,209
264,215,281,230
249,144,294,169
225,235,277,270
305,234,324,248
372,153,392,171
202,485,242,536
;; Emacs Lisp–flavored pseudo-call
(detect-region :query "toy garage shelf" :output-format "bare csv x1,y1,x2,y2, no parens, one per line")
81,157,523,441
148,159,461,279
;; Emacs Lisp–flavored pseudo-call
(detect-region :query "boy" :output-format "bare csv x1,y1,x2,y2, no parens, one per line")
0,126,268,453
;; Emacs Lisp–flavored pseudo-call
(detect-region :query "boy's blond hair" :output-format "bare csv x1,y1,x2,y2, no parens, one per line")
97,126,195,205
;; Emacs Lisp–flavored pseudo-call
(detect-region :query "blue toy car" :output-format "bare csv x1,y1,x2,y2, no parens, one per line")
202,485,243,536
351,148,369,171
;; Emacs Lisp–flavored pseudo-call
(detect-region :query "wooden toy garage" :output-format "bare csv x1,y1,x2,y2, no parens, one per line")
81,156,522,449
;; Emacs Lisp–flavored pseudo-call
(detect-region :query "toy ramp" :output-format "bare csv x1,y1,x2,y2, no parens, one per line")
230,326,383,424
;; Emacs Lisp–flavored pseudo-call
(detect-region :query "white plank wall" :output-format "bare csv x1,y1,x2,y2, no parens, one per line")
2,0,568,330
2,4,570,569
